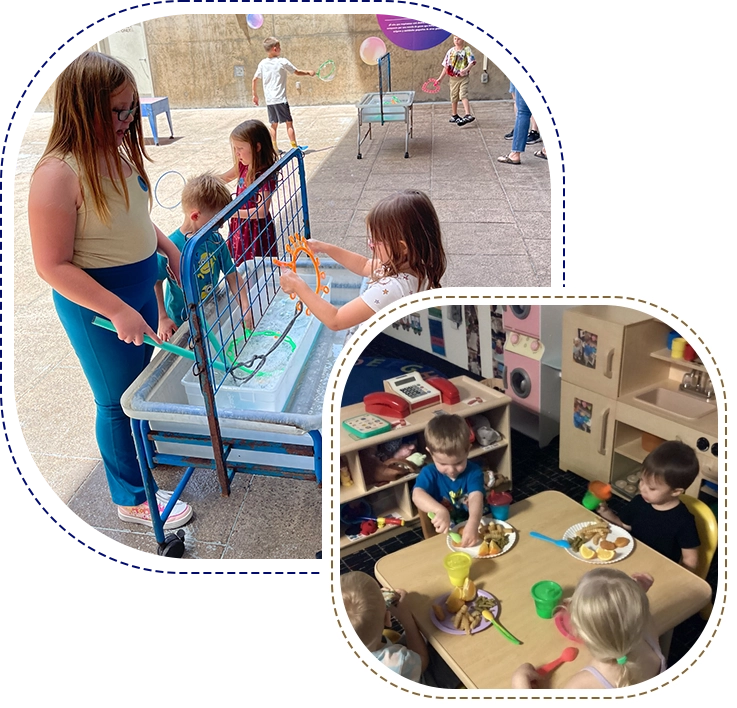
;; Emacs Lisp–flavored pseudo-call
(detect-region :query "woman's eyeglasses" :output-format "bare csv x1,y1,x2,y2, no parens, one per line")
113,105,139,121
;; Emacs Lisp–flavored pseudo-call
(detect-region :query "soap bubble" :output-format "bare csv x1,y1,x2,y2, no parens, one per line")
359,37,387,65
247,14,264,30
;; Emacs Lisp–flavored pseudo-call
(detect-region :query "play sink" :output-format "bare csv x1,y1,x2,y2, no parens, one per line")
635,387,716,419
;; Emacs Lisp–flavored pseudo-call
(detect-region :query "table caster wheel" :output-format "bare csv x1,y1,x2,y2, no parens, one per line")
357,154,362,159
158,529,186,558
404,152,409,158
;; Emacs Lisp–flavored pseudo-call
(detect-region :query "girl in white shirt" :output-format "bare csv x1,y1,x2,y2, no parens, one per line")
279,190,445,330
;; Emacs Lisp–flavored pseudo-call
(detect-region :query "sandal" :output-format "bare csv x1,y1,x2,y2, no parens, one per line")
534,149,547,160
497,155,521,165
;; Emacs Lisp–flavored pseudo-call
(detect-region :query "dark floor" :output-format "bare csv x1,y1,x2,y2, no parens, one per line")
339,334,718,669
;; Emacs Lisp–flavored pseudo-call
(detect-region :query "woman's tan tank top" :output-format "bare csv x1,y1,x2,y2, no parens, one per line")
63,155,157,268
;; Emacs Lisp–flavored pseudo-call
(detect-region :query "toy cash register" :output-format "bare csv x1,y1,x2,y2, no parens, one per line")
383,372,442,413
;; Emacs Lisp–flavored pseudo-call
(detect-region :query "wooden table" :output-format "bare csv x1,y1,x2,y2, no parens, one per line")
374,490,712,689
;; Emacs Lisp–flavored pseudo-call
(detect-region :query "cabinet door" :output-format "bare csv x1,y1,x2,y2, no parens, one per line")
561,311,625,399
559,381,615,483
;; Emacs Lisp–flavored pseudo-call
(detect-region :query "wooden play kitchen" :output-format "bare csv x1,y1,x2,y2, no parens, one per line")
339,376,512,555
558,306,719,500
374,491,712,689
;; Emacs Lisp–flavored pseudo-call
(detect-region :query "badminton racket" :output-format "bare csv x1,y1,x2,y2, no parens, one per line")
317,59,337,82
421,77,441,94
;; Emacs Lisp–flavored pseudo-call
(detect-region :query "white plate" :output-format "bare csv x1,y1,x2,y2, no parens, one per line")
446,516,517,558
563,522,635,564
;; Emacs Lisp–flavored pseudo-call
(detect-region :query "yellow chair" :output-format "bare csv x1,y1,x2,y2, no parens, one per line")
681,494,718,619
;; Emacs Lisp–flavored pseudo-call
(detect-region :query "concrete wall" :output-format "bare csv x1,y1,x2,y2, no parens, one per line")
36,14,510,112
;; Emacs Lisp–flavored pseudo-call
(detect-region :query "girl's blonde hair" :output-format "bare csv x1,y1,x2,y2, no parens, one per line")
341,571,386,651
229,119,279,189
366,190,446,290
37,50,149,225
569,568,652,688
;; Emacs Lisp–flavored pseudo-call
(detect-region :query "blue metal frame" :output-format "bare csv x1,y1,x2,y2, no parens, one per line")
131,149,324,550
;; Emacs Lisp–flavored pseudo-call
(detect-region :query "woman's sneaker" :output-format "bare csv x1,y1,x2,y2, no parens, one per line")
118,490,193,529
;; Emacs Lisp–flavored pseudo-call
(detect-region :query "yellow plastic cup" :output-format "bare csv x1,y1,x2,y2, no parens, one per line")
443,552,472,587
671,337,686,359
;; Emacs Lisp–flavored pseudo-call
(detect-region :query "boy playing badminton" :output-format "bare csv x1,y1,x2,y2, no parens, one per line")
252,37,315,152
436,36,476,126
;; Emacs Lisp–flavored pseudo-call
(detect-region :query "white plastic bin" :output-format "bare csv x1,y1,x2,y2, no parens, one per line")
181,275,332,412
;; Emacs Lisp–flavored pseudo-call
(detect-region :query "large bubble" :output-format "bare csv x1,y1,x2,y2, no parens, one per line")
359,37,388,65
246,14,264,30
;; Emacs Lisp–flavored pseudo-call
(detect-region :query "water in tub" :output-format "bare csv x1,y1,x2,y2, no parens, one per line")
213,289,316,391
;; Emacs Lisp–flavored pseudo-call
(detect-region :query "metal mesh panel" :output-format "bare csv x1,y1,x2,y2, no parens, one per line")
378,52,391,124
180,148,310,399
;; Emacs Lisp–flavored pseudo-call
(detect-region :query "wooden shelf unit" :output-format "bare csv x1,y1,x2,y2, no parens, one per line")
339,376,512,555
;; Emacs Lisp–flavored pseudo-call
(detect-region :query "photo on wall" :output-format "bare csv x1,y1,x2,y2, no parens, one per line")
574,329,598,369
573,397,593,433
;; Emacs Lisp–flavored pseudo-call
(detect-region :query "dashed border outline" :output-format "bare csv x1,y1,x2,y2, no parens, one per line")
328,294,726,698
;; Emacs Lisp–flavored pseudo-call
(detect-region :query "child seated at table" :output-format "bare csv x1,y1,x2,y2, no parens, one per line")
511,568,665,689
341,571,429,682
597,440,700,572
412,414,484,548
341,571,460,688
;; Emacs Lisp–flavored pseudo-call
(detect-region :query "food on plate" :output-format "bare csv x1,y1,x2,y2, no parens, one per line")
599,539,616,551
597,548,616,561
567,535,585,552
446,586,466,614
580,545,596,560
452,520,515,555
578,520,611,541
432,604,446,622
614,537,631,548
461,577,477,602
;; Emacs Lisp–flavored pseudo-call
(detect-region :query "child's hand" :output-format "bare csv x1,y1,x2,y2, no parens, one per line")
157,315,178,342
631,572,654,593
460,521,480,548
430,507,451,534
279,268,305,295
388,589,413,623
308,70,316,77
304,239,330,255
511,663,542,689
252,94,259,106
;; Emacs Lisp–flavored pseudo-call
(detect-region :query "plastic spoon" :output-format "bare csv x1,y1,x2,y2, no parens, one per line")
428,513,462,543
536,647,579,676
530,531,571,549
481,609,522,645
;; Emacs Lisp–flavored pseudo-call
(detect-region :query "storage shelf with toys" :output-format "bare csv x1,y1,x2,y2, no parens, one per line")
339,376,512,555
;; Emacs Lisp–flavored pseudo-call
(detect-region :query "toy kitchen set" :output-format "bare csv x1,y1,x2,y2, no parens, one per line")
387,304,719,503
386,304,568,447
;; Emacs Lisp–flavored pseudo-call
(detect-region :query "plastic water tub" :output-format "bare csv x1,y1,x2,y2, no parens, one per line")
121,258,363,470
181,273,331,413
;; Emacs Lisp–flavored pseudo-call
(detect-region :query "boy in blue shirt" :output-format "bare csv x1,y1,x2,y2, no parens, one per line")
156,173,251,340
412,414,484,548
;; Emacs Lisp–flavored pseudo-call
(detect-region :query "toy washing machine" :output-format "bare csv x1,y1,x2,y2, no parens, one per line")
502,305,541,339
502,306,569,447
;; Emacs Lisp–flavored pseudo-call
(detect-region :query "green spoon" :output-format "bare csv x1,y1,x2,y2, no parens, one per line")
428,513,463,543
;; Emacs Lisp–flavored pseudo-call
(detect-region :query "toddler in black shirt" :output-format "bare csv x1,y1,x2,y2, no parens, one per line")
598,441,700,572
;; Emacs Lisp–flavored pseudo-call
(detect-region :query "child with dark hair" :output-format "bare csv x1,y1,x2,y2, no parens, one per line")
598,440,700,571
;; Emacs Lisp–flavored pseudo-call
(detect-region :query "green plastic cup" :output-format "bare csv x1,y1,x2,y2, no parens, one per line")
443,552,472,587
531,580,563,619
